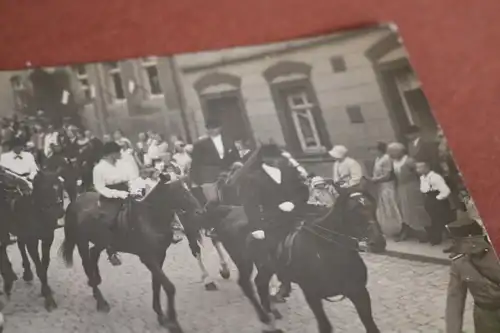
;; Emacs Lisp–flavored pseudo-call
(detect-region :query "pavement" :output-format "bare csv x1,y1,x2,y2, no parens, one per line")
0,229,474,333
383,239,453,265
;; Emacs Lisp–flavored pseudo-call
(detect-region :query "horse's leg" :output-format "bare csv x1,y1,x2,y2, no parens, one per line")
271,276,291,303
141,257,183,333
87,245,110,313
185,230,218,291
0,244,17,298
345,287,380,333
302,290,332,333
233,255,279,333
41,233,54,273
17,239,33,282
64,180,77,203
25,239,57,311
212,238,230,279
151,251,168,327
254,266,284,328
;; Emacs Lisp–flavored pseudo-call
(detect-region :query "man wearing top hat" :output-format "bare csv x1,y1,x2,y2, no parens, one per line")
445,219,500,333
190,118,241,205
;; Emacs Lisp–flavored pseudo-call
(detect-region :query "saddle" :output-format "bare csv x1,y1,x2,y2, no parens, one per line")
276,225,302,266
95,198,133,233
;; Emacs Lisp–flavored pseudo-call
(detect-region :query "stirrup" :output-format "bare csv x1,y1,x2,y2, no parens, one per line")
108,253,122,266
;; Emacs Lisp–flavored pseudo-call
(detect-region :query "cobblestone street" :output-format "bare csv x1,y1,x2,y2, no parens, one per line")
1,230,473,333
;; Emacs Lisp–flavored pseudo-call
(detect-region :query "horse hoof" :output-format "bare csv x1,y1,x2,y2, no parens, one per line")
23,271,34,282
271,309,283,320
270,295,286,304
166,321,184,333
158,315,168,327
204,282,218,291
219,268,230,280
44,298,58,312
97,301,110,313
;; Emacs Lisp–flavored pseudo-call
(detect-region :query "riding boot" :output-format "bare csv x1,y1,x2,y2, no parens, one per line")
106,223,122,266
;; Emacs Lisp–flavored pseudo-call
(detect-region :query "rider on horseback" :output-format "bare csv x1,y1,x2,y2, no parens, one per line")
243,144,311,241
93,141,136,266
0,137,39,190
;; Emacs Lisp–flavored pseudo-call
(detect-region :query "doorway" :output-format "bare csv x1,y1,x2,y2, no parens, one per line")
202,92,252,143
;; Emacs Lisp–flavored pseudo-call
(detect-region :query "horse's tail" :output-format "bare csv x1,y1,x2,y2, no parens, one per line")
59,202,78,267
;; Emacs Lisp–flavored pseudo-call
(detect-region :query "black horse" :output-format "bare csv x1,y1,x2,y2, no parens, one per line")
205,144,381,333
11,170,65,311
60,176,204,332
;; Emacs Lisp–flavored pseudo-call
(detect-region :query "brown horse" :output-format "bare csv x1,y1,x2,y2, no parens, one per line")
59,176,204,332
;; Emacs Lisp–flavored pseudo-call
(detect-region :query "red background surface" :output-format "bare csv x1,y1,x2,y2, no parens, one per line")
0,1,499,251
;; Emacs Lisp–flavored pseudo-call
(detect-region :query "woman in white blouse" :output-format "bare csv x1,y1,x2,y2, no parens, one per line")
417,161,456,245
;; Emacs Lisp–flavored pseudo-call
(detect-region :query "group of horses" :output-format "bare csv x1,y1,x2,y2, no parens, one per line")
0,143,383,333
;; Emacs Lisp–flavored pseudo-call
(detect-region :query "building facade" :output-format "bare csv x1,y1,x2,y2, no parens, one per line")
177,26,434,175
0,26,437,177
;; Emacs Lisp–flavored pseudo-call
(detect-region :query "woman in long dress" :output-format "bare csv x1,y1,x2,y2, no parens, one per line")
387,142,431,242
370,142,403,238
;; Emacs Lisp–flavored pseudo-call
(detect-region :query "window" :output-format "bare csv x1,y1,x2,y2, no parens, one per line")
72,65,92,103
141,57,163,96
285,90,323,152
395,70,421,126
330,56,347,73
346,105,365,124
10,75,29,111
105,62,125,102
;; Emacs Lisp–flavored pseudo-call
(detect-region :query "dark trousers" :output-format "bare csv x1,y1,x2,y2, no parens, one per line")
424,191,455,245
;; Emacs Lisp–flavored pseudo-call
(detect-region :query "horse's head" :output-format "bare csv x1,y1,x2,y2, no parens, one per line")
138,173,204,217
32,170,65,220
166,178,204,216
327,184,377,239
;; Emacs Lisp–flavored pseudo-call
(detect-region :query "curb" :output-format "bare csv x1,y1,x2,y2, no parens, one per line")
372,249,451,266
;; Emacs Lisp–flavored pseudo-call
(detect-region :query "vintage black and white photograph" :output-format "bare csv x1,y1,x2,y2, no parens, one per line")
0,24,497,333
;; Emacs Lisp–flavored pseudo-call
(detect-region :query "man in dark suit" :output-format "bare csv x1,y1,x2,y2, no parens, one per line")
190,118,241,205
406,125,441,172
240,144,310,240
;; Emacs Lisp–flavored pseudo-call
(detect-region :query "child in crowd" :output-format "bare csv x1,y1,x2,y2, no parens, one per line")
308,176,336,207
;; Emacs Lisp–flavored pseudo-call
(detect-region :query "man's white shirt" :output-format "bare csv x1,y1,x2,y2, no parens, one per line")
211,135,225,159
0,151,38,180
262,163,282,184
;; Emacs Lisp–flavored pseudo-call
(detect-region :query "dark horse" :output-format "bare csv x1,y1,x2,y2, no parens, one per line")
11,170,65,311
205,145,381,333
59,176,204,332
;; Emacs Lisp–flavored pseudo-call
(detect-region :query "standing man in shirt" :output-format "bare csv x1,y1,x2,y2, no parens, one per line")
416,161,456,245
190,118,240,205
43,124,59,159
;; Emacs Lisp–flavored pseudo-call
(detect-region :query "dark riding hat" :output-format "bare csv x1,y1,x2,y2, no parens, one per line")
9,137,25,150
447,221,484,238
205,118,222,130
259,144,283,159
102,142,121,156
